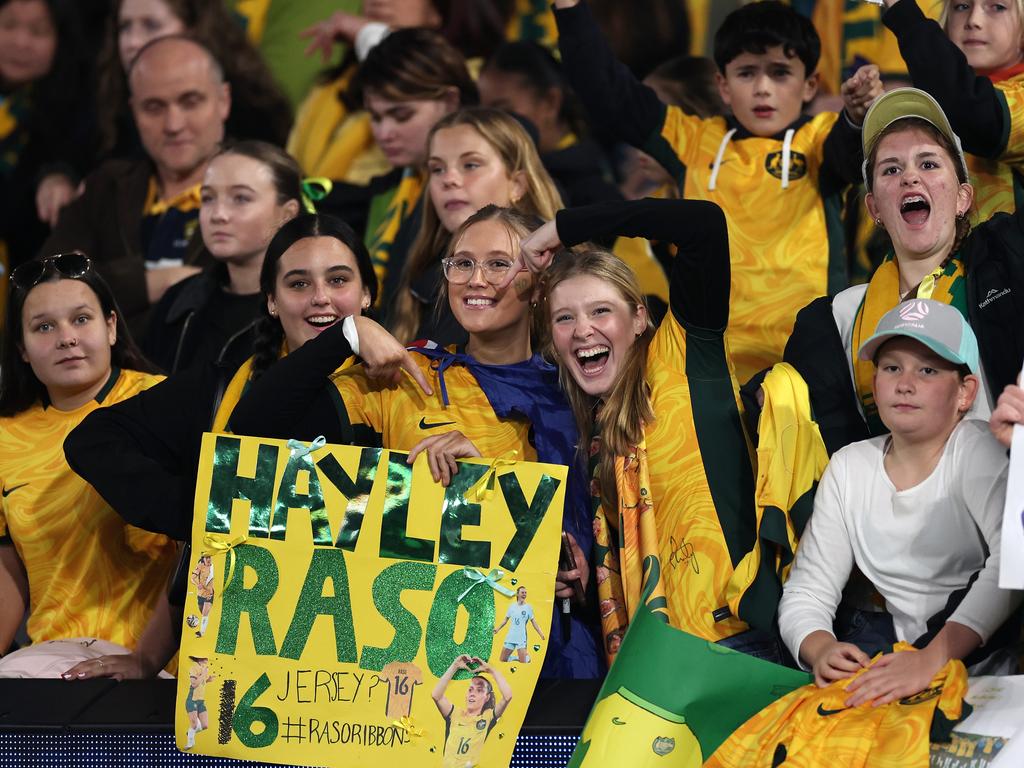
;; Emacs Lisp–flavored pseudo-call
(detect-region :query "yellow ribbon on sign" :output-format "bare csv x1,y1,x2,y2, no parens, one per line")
203,532,248,588
465,451,519,502
287,435,327,459
458,567,516,602
391,716,425,739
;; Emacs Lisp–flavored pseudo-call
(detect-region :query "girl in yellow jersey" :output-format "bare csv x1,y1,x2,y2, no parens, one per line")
62,212,408,680
0,253,175,675
432,654,512,768
231,204,605,678
508,197,761,663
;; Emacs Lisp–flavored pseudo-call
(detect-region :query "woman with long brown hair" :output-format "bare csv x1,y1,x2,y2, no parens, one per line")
387,106,562,345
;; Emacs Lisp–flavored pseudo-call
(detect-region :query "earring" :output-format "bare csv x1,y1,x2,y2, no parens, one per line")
874,217,883,227
269,308,277,317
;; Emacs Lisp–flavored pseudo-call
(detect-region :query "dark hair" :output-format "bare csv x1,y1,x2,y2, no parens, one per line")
0,262,158,416
348,27,478,109
865,117,972,249
645,55,725,118
211,140,303,206
713,1,820,75
470,674,496,713
481,41,587,137
321,1,512,84
249,214,376,379
0,0,92,157
95,0,293,158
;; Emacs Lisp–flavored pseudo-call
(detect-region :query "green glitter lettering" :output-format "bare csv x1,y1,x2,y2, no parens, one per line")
359,561,437,670
498,473,560,572
437,464,490,568
425,569,494,678
206,436,279,536
232,673,278,748
279,548,357,662
215,544,278,656
270,452,329,544
316,448,383,551
379,452,434,561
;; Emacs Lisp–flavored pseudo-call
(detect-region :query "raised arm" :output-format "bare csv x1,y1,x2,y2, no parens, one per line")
477,660,514,719
554,0,668,150
556,198,731,331
882,0,1007,157
431,655,470,718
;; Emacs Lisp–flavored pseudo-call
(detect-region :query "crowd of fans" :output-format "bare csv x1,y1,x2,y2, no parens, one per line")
0,0,1022,720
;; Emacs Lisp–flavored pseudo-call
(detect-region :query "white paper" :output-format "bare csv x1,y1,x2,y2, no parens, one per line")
999,361,1024,589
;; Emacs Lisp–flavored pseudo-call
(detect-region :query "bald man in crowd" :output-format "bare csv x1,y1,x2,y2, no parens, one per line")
42,35,231,335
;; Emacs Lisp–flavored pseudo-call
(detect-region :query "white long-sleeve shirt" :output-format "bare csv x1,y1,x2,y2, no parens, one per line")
779,419,1021,666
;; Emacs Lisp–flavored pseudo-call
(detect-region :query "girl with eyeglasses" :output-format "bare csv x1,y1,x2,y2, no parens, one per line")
231,204,605,680
0,253,176,676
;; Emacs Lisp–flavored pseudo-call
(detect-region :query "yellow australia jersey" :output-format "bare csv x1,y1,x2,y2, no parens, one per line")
809,0,940,94
706,645,970,768
650,108,847,383
577,688,701,767
0,368,176,648
643,311,752,642
330,352,537,460
442,706,497,768
189,661,213,701
286,65,390,185
965,74,1024,222
192,560,214,600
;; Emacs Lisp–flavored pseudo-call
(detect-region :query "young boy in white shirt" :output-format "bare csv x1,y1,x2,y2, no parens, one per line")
779,298,1021,706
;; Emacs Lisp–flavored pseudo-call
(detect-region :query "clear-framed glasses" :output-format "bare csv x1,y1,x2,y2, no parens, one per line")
10,252,92,290
441,255,514,285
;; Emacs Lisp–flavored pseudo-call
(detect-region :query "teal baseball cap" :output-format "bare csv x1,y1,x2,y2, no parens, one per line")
857,299,979,374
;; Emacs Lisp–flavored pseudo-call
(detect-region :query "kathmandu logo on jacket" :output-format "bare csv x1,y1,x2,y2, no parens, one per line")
765,150,807,181
978,287,1010,309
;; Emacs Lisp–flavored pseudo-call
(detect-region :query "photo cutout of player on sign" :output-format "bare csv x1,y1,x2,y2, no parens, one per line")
494,586,545,663
433,655,513,768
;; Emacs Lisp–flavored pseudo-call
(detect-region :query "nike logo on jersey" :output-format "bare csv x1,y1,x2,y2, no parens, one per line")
816,704,848,717
419,417,456,430
1,483,27,497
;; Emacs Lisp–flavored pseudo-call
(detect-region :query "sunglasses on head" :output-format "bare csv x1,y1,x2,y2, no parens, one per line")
10,252,92,290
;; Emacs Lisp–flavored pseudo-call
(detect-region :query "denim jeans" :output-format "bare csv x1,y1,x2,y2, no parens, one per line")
717,627,785,664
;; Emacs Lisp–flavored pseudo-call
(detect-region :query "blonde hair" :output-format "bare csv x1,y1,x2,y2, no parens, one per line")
941,0,1024,47
389,107,563,343
540,249,655,511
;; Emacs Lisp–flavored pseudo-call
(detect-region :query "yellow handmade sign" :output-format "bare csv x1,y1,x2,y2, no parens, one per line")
176,433,565,767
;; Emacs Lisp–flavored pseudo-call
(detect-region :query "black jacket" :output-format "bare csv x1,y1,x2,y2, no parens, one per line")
62,331,291,541
785,210,1024,455
41,157,210,337
144,265,262,374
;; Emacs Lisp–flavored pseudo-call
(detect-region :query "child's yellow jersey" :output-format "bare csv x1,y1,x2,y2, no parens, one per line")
0,368,175,648
557,2,859,384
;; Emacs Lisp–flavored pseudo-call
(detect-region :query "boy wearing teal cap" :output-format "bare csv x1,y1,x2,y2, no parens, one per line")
779,299,1021,705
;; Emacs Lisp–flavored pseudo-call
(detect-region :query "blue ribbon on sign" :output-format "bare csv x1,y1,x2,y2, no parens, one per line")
458,567,516,602
287,435,326,459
